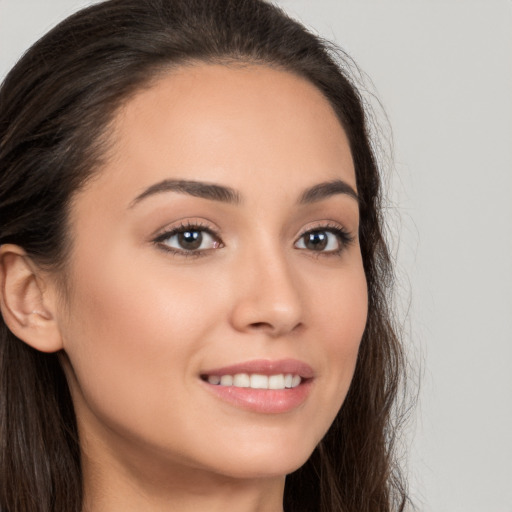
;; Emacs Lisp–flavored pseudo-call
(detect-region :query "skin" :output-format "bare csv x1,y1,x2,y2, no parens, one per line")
3,64,368,511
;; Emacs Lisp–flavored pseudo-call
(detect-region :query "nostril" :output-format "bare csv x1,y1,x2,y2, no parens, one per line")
248,320,303,336
249,322,271,329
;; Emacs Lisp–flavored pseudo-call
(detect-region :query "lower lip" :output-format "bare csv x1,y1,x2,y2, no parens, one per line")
202,379,313,414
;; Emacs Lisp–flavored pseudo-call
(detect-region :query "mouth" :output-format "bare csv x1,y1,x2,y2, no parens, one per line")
199,359,314,414
201,373,303,390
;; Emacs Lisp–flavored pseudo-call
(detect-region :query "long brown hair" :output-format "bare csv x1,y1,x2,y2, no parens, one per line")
0,1,410,510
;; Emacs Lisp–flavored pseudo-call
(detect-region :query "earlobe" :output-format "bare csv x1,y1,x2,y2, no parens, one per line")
0,244,63,353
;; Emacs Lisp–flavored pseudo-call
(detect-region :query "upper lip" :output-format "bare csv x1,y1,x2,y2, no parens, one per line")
201,359,315,379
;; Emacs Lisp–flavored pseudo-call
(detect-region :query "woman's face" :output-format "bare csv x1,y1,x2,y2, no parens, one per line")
57,64,368,481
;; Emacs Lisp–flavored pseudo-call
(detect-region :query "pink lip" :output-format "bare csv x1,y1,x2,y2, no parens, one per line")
200,359,315,414
201,358,315,379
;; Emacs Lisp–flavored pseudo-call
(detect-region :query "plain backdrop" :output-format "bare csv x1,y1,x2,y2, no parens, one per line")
1,1,511,511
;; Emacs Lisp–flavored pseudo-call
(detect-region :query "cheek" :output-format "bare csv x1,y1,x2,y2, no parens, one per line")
312,257,367,335
58,249,221,433
310,262,368,397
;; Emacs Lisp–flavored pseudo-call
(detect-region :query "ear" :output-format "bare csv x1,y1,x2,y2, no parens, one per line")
0,244,63,353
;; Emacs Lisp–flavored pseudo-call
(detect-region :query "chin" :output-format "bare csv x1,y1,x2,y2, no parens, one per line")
197,438,317,480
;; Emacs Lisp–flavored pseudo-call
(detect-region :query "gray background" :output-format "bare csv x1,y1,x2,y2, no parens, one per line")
1,1,511,510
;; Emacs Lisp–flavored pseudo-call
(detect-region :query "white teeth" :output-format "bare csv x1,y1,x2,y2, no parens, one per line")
207,373,302,389
220,375,233,386
208,375,221,385
250,374,268,389
233,373,250,387
268,374,285,390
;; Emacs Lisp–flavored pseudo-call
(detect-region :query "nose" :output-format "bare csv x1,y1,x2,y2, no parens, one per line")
228,247,304,337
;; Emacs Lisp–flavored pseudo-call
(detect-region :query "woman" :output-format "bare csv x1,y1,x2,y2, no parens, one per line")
0,0,409,511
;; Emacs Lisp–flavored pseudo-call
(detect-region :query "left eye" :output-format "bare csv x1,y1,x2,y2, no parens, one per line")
156,228,219,252
294,229,343,252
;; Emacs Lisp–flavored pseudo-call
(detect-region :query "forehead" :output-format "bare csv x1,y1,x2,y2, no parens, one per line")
82,63,356,208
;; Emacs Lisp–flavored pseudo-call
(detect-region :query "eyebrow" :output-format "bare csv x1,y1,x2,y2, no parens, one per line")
298,179,359,205
129,178,358,208
129,179,242,208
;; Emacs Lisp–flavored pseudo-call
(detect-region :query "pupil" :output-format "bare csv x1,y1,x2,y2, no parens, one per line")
306,231,327,251
178,230,202,250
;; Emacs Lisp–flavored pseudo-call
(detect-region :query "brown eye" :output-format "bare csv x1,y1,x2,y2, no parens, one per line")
156,227,220,253
177,230,203,250
302,231,329,251
295,228,349,253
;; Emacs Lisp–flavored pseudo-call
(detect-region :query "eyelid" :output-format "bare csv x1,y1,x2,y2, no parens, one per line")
152,219,223,257
151,217,220,240
296,220,353,238
294,221,355,254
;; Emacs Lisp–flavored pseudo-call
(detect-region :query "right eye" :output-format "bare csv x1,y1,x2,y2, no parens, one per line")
154,224,222,256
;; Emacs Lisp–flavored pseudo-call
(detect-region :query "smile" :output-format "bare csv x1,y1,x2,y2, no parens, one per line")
205,373,302,389
200,359,314,414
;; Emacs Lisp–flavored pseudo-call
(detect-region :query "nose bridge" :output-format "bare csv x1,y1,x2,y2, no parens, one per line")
229,232,304,336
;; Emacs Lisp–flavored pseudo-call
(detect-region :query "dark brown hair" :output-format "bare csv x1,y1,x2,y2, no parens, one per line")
0,1,409,510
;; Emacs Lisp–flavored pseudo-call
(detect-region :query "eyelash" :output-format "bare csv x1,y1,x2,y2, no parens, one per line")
297,224,355,258
152,221,354,258
153,221,222,259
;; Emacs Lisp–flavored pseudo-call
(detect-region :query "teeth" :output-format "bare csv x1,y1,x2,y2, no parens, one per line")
250,374,268,389
268,374,285,390
207,373,302,390
233,373,250,387
208,375,221,385
220,375,233,386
